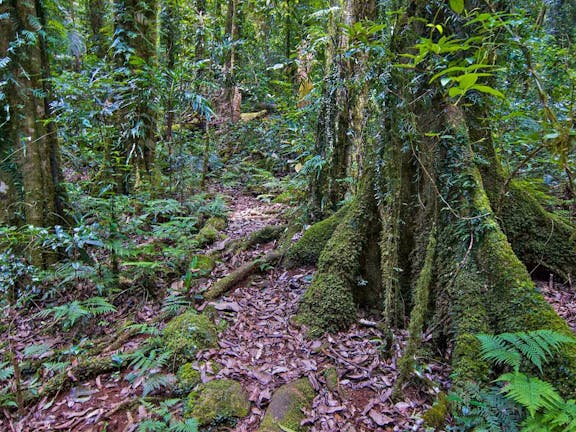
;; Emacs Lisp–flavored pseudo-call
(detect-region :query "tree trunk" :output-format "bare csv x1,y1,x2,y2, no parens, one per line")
310,0,377,217
161,0,179,142
294,0,576,397
223,0,241,121
113,0,158,191
87,0,108,58
0,0,68,265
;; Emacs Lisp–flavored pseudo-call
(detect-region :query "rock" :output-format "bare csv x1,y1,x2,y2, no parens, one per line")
176,363,201,394
185,379,250,425
258,378,315,432
162,310,218,368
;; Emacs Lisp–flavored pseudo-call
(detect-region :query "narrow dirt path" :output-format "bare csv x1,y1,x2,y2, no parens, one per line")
197,194,451,431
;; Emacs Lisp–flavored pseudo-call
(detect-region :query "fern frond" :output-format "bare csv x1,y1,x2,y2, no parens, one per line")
497,372,562,417
142,373,176,396
478,333,522,370
477,330,576,373
168,419,199,432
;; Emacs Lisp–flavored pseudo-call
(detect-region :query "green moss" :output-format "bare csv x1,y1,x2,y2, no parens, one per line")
296,197,374,334
499,181,576,282
206,216,227,231
247,225,286,246
422,393,448,429
273,190,299,204
196,217,227,247
258,378,315,432
285,205,348,267
185,379,250,425
188,254,216,276
162,310,218,367
323,367,339,392
176,363,201,394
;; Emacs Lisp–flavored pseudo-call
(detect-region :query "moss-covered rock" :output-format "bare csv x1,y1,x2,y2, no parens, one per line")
248,225,286,246
258,378,315,432
285,206,348,267
323,367,339,393
189,254,216,276
422,393,448,429
176,363,202,394
185,379,250,425
162,310,218,367
196,217,227,247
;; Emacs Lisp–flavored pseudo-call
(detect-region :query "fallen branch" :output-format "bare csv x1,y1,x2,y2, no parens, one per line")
204,250,283,300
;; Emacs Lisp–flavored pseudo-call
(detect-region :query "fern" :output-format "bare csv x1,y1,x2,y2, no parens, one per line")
477,330,576,373
142,373,176,396
458,330,576,432
497,372,563,417
37,297,116,329
0,362,14,381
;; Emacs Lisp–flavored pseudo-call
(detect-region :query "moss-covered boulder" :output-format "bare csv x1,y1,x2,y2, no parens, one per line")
248,225,286,246
176,363,202,394
189,254,216,276
258,378,315,432
185,379,250,425
285,207,347,267
196,217,227,247
163,310,218,367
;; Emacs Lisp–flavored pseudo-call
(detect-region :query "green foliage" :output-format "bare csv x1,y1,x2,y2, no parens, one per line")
137,398,199,432
37,297,116,330
451,330,576,431
477,330,575,373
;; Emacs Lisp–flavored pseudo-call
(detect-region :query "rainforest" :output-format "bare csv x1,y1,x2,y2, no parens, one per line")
1,0,576,431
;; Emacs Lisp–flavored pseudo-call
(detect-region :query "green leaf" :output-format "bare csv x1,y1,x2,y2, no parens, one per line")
449,0,465,14
458,73,479,89
448,87,464,97
497,372,562,417
470,85,504,99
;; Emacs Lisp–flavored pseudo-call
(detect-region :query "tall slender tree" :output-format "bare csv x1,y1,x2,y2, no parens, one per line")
113,0,158,190
0,0,67,236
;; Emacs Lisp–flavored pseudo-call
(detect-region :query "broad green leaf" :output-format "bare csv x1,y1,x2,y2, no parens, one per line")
470,85,505,98
458,73,479,89
449,0,464,14
448,87,464,97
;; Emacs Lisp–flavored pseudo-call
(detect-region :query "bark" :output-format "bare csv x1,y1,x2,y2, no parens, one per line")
310,0,377,217
161,0,179,142
87,0,108,57
0,0,67,238
113,0,158,190
222,0,241,121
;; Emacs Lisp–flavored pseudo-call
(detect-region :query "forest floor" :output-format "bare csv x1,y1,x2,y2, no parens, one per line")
2,184,576,432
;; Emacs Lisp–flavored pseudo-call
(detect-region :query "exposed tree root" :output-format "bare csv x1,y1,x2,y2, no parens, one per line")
23,355,126,405
499,181,576,284
203,251,283,300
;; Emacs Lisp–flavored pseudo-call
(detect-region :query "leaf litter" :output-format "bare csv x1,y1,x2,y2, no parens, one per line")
5,190,575,431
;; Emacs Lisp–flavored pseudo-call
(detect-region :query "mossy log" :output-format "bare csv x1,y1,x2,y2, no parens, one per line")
204,250,282,300
23,355,123,405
